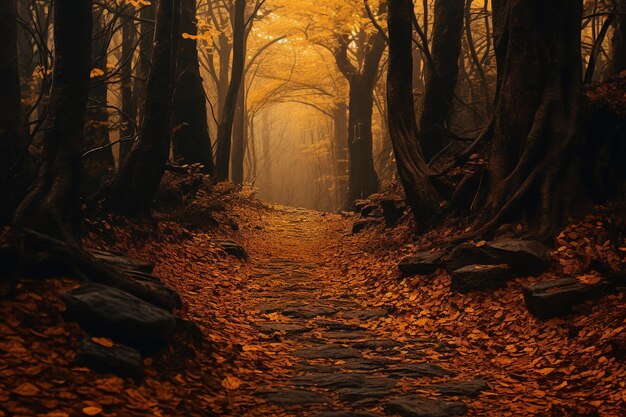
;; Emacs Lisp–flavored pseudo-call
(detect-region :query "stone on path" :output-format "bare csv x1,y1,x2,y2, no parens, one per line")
386,395,467,417
295,344,362,359
385,363,456,378
256,322,311,335
258,389,332,405
314,411,381,417
62,284,177,353
290,373,396,391
90,249,154,273
75,339,143,381
340,387,393,407
258,301,338,319
216,239,247,259
427,380,489,397
399,251,445,276
352,218,383,234
451,264,513,293
523,278,606,319
340,308,389,320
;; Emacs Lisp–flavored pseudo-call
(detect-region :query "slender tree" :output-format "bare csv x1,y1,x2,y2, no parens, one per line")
12,0,93,241
119,14,137,162
387,0,440,232
215,0,246,180
107,0,179,216
417,0,465,162
607,0,626,77
172,0,215,174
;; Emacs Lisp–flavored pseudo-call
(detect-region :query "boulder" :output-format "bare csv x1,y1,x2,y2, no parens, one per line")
523,278,607,319
90,249,154,273
444,244,497,273
352,218,382,234
484,239,550,276
123,271,182,310
216,240,247,259
427,380,488,397
386,395,467,417
451,264,513,293
75,339,143,381
399,251,446,275
62,284,177,353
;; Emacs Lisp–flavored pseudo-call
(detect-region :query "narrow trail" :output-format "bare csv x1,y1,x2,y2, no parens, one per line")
194,206,481,417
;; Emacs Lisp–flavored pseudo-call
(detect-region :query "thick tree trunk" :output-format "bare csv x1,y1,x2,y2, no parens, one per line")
231,80,246,184
215,0,245,181
347,78,379,202
107,0,178,216
417,0,465,162
12,0,92,242
119,18,137,162
476,0,584,239
0,0,29,225
387,0,440,232
172,0,214,174
135,2,155,127
84,9,113,190
332,103,349,209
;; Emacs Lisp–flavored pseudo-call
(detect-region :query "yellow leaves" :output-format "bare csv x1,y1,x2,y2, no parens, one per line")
90,68,105,78
221,375,242,390
82,406,103,416
12,382,39,396
91,337,114,348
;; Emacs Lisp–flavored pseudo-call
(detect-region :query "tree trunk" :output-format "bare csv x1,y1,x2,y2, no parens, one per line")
84,9,113,190
347,77,379,202
231,79,246,184
476,0,584,239
12,0,92,242
172,0,214,174
135,2,155,127
119,17,137,162
107,0,178,216
417,0,465,162
215,0,245,181
387,0,440,232
0,0,29,225
332,103,348,209
607,1,626,77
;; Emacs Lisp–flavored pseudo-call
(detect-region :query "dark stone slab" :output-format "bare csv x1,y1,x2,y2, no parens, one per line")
340,308,389,320
339,387,390,406
295,344,363,359
315,322,367,332
75,339,143,381
343,358,397,371
290,373,396,391
444,244,497,273
451,264,513,293
399,251,446,276
386,395,467,417
523,278,607,319
90,249,154,273
428,380,488,397
385,363,456,378
352,218,383,234
216,239,247,259
484,239,550,276
291,362,338,373
351,339,403,351
258,389,332,405
314,412,381,417
62,284,177,353
324,330,372,340
257,322,311,335
258,301,338,319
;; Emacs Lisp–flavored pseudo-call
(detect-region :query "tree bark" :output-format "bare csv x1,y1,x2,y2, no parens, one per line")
215,0,245,181
387,0,440,232
476,0,584,239
119,17,137,162
231,78,246,184
135,2,155,127
12,0,92,242
107,0,178,216
607,1,626,77
172,0,214,174
0,0,28,225
417,0,465,162
332,103,349,209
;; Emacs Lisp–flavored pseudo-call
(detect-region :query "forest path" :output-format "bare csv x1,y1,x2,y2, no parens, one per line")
197,205,482,417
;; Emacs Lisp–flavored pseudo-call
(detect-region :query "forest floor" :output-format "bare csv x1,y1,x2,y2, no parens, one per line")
1,190,625,417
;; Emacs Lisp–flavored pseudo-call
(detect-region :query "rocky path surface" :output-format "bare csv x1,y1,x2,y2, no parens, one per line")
209,207,487,416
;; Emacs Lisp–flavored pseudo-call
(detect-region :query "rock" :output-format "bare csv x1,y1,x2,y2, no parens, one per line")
445,240,551,276
399,251,446,275
290,373,396,391
314,412,381,417
351,339,403,351
354,199,372,212
523,278,607,319
451,264,513,293
75,339,143,381
385,363,456,378
361,204,382,218
216,239,247,259
258,301,338,319
258,389,331,405
124,272,182,310
343,358,397,371
386,395,467,417
428,380,488,397
339,387,391,406
295,344,362,359
323,330,371,340
352,218,382,234
62,284,177,353
90,249,154,273
340,308,389,320
380,198,407,227
484,239,550,276
257,322,311,335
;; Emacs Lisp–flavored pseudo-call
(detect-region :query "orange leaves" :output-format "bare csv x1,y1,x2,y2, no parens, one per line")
12,382,39,396
81,406,102,416
90,337,114,348
221,375,243,390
